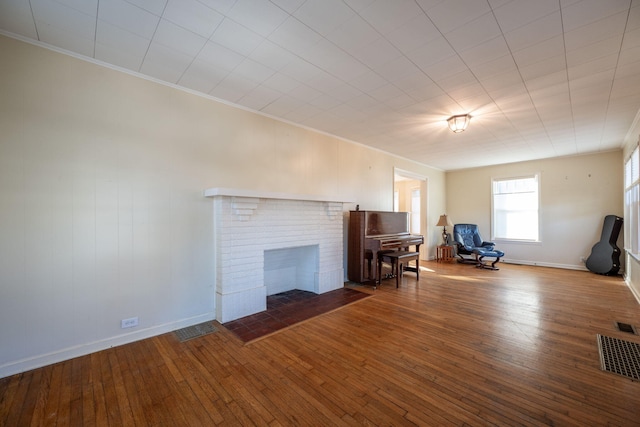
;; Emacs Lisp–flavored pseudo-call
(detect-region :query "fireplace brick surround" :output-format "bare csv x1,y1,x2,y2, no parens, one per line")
205,188,350,323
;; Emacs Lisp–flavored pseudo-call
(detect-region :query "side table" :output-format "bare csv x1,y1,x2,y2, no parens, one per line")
436,245,454,262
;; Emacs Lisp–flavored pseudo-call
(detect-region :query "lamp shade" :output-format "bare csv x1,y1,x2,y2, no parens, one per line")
436,214,452,227
447,114,471,133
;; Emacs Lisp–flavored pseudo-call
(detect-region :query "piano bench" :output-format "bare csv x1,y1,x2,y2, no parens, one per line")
377,251,420,288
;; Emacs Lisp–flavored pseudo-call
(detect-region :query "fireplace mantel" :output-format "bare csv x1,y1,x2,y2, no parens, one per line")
204,187,352,204
205,188,349,323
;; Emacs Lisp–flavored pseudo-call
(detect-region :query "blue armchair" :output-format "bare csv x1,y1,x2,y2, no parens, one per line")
453,224,504,270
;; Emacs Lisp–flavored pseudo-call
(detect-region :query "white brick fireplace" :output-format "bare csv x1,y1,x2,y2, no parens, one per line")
204,188,349,323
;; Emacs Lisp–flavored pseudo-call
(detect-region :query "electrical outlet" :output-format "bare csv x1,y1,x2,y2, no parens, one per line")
121,317,139,329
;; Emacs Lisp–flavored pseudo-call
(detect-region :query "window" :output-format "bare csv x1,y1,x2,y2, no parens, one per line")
492,175,539,241
625,146,639,257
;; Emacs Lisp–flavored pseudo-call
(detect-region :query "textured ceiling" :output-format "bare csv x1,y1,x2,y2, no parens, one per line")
1,0,639,170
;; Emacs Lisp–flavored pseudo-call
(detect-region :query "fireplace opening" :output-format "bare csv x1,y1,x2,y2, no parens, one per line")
264,245,320,295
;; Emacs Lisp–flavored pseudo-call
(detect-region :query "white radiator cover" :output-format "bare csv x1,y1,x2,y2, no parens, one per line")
205,188,348,323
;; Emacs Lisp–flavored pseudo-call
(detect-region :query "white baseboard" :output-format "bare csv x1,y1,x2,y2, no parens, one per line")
501,258,588,271
0,312,215,379
624,275,640,305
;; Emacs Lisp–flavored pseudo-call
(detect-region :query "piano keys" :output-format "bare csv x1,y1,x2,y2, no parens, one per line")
348,210,424,284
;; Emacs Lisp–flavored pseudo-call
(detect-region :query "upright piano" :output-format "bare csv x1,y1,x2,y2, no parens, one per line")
348,210,424,284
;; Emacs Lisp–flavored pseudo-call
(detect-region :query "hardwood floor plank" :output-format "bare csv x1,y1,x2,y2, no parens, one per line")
2,263,640,426
27,366,52,427
113,346,147,427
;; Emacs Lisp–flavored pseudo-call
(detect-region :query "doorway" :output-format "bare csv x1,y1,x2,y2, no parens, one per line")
394,169,427,260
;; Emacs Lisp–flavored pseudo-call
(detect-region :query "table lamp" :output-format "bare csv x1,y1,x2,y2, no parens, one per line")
436,214,453,245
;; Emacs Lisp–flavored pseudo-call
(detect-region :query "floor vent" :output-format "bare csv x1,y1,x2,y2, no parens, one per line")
615,321,637,335
597,334,640,381
175,322,217,342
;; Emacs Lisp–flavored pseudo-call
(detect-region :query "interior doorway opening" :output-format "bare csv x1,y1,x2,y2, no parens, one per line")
394,169,428,261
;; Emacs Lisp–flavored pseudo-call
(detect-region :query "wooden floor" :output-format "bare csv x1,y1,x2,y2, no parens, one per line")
2,262,640,426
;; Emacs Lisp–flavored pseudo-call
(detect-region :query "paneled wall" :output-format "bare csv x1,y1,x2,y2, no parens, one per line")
0,35,445,377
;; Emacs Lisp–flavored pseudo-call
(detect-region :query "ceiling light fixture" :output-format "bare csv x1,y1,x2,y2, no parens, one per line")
447,114,471,133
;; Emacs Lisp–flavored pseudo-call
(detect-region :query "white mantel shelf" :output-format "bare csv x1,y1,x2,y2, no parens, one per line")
204,187,352,204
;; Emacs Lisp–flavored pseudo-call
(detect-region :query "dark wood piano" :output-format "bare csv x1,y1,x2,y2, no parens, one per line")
348,210,424,284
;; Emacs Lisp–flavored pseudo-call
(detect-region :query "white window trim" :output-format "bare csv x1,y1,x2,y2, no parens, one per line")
491,173,541,243
624,145,640,261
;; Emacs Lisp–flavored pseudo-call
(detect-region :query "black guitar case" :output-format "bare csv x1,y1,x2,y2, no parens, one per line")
586,215,623,275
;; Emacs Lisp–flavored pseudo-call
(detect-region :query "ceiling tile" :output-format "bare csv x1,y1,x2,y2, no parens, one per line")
566,36,624,67
260,95,304,116
95,42,144,70
322,82,364,103
98,0,160,39
268,16,322,57
358,0,426,35
280,56,324,82
269,0,306,14
210,18,264,56
307,93,342,109
233,58,276,83
423,55,468,82
459,36,512,70
286,82,323,102
621,27,640,51
226,0,289,37
343,0,377,13
348,70,388,93
0,0,38,38
564,10,628,51
140,41,193,82
55,0,97,16
35,24,94,56
468,53,517,81
210,73,258,102
444,12,501,53
519,55,567,81
293,0,356,37
237,85,283,110
492,0,559,33
385,14,441,54
178,59,228,93
196,40,245,71
425,0,492,33
248,40,297,71
262,72,301,93
567,54,618,80
502,12,562,52
305,70,346,93
154,19,207,56
282,103,323,122
162,0,222,38
321,51,370,82
369,83,405,103
374,55,421,83
562,0,632,32
407,36,457,71
512,35,565,68
31,0,96,41
353,37,403,69
95,20,150,68
325,14,378,55
125,0,168,16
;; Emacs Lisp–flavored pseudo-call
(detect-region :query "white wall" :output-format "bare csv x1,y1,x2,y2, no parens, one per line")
0,35,445,377
446,151,623,270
